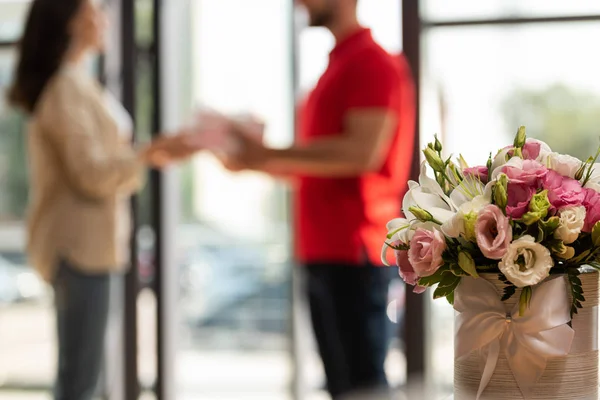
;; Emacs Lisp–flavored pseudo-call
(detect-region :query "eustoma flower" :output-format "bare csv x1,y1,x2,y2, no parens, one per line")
554,206,586,244
475,205,512,260
408,228,446,278
499,235,553,288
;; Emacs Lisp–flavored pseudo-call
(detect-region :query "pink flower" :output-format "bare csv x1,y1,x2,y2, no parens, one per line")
475,205,513,260
408,229,446,277
522,141,542,160
506,183,536,219
583,188,600,232
505,141,542,160
393,245,426,293
503,160,548,186
463,166,489,183
542,170,585,209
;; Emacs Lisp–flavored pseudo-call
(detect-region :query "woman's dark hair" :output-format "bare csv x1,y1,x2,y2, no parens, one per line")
7,0,85,113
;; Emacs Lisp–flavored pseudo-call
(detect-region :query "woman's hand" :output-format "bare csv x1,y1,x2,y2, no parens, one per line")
139,134,198,168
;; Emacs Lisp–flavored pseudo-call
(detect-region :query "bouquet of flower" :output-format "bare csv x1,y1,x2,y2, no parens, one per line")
382,127,600,316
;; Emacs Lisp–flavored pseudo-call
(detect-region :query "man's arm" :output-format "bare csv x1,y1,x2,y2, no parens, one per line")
239,109,398,178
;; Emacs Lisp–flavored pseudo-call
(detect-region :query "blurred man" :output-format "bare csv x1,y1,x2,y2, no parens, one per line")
209,0,415,398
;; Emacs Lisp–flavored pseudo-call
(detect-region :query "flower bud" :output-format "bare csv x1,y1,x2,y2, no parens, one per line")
521,190,551,225
485,153,494,176
408,206,435,223
463,212,478,242
493,174,509,212
434,135,443,152
575,162,586,181
423,147,446,173
513,126,527,148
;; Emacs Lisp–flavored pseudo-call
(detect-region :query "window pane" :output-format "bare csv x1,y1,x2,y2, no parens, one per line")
0,1,30,42
297,0,402,94
168,1,295,398
0,49,55,394
422,0,600,22
422,23,600,396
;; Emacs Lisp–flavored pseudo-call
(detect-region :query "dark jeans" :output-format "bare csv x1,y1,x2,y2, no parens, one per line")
53,259,110,400
305,263,394,399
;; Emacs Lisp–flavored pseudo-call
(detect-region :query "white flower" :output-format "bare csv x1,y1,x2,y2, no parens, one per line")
449,175,487,208
491,148,512,173
442,194,491,239
554,206,586,245
547,153,583,179
584,163,600,192
499,235,553,288
403,162,456,224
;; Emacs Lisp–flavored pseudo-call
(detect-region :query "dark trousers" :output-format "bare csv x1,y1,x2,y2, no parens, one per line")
305,263,394,399
53,259,110,400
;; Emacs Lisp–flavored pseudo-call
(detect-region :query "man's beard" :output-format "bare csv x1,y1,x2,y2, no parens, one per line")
308,6,334,27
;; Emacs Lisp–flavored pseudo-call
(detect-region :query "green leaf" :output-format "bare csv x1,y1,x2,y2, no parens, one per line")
519,286,532,317
536,225,545,243
573,292,586,302
568,271,585,319
438,272,461,289
417,267,448,287
540,217,560,235
458,251,478,277
450,263,467,276
446,291,455,305
501,285,517,302
433,276,461,300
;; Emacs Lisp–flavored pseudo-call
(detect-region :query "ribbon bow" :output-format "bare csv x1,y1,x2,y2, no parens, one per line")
454,276,575,399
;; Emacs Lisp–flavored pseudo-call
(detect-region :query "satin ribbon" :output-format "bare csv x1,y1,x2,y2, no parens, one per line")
454,276,575,399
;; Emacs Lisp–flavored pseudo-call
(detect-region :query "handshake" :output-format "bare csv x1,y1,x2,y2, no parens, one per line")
140,110,268,171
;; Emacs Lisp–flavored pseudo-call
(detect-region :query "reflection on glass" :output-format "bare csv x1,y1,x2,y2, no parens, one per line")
422,0,600,22
422,23,600,396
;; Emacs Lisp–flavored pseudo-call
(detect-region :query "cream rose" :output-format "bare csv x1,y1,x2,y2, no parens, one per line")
498,235,553,288
554,206,586,245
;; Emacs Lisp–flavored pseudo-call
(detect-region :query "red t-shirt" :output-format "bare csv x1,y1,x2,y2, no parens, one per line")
296,28,415,266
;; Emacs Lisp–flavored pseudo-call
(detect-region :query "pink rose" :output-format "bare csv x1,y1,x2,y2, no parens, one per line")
394,249,426,293
583,188,600,232
475,205,513,259
463,166,489,183
506,183,536,219
543,170,585,209
408,229,446,277
503,159,548,186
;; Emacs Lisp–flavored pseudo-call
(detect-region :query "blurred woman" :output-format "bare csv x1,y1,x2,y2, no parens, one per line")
7,0,191,398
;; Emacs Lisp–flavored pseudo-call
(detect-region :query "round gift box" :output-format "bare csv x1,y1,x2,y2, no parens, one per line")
454,269,599,400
